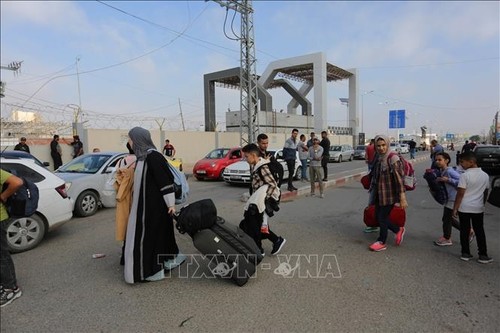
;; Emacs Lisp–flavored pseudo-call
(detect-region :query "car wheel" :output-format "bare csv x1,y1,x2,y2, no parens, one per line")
75,190,99,217
338,155,342,163
349,154,353,161
6,214,46,253
294,166,302,180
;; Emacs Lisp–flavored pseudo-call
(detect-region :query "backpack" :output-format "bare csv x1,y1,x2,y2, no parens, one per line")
167,161,189,205
388,152,416,191
423,168,448,205
3,177,39,217
258,157,284,187
175,199,217,236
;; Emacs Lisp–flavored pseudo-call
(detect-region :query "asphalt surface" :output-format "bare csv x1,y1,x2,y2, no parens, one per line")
1,152,499,333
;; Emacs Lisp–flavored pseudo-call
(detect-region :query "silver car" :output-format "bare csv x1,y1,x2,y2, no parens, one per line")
328,144,354,163
353,145,367,160
55,152,127,217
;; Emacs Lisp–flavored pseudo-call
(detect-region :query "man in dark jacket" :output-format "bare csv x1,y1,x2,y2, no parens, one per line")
320,131,330,181
13,137,30,154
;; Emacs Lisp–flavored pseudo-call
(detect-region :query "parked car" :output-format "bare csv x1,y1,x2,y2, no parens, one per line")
473,145,500,175
399,143,409,154
223,148,302,185
0,157,73,252
390,142,402,154
328,145,354,163
55,152,127,217
193,147,242,180
353,145,367,160
0,150,50,168
165,156,183,172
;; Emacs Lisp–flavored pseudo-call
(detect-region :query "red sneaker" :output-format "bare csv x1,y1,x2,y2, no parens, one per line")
369,241,387,252
395,227,406,246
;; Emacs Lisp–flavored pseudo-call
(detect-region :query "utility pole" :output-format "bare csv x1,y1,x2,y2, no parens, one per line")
0,61,23,98
178,98,186,131
212,0,259,145
73,57,83,136
494,111,499,144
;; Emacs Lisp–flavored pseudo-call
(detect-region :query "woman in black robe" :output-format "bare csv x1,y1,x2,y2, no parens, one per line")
124,127,184,283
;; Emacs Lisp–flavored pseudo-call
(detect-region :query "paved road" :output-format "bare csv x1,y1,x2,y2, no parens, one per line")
1,153,499,333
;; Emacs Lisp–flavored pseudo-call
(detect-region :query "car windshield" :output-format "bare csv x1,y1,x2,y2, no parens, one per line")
57,154,111,174
356,146,365,150
330,146,342,152
205,149,230,159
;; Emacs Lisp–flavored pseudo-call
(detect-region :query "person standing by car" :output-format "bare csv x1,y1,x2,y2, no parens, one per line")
50,135,63,170
163,139,176,157
408,139,417,160
308,137,324,198
320,131,330,181
13,137,30,154
0,169,24,307
368,135,407,252
283,129,299,191
123,127,184,283
69,135,84,159
298,134,309,181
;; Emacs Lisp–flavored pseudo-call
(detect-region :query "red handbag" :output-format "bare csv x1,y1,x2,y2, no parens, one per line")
360,174,371,190
363,205,406,227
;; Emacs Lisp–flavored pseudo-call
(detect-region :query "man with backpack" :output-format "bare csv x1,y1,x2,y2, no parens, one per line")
240,143,286,256
0,170,24,307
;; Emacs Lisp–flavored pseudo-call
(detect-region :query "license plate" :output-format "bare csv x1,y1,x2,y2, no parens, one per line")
231,175,242,180
197,170,206,174
483,158,498,162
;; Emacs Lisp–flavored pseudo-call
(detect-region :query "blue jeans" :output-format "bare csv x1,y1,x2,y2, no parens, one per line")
410,148,416,159
375,205,400,244
300,159,308,179
0,219,17,289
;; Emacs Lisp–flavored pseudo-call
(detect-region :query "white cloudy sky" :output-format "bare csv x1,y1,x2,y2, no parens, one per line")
1,1,498,139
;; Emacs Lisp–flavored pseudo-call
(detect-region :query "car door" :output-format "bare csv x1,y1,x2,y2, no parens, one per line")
274,150,290,179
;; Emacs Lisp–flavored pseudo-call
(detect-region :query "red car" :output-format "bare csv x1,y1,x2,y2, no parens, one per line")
193,147,242,180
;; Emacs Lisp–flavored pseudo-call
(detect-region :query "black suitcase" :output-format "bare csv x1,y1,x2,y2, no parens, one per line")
192,217,263,286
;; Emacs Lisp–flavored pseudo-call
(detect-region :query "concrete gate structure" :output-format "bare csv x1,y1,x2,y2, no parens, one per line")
204,52,360,144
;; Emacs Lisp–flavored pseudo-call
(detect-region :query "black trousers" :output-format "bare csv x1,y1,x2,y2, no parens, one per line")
459,212,488,257
240,206,278,251
321,155,329,179
442,207,460,239
286,159,295,188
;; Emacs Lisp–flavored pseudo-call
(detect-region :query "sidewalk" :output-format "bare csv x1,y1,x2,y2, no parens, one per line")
281,154,429,201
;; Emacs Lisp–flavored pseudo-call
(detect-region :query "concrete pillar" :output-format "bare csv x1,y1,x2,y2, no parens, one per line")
348,68,359,147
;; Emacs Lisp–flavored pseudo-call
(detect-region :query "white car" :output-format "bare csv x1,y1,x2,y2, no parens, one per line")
399,143,409,154
390,142,402,154
55,152,127,217
223,149,302,185
0,157,74,252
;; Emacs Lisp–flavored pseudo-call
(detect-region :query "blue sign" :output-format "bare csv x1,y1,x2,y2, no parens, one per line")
389,110,406,129
446,133,455,140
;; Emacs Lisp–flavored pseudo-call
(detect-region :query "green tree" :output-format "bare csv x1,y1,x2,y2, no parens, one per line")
469,135,481,142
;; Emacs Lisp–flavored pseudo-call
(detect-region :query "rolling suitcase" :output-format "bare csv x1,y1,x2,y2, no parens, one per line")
174,199,263,286
193,217,263,286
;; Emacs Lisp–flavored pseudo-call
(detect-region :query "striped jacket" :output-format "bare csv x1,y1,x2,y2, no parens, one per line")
373,154,406,206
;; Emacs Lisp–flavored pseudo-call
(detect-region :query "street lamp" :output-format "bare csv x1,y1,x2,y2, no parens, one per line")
361,90,374,134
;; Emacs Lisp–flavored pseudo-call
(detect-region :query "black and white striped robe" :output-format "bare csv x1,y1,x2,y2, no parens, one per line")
124,150,178,283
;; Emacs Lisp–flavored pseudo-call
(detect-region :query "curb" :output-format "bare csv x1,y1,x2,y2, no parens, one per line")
280,155,430,201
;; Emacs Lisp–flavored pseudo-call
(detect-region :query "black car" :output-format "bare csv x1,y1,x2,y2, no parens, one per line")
473,145,500,175
0,150,50,168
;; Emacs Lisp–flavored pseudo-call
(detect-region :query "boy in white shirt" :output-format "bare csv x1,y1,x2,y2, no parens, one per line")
453,152,491,263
